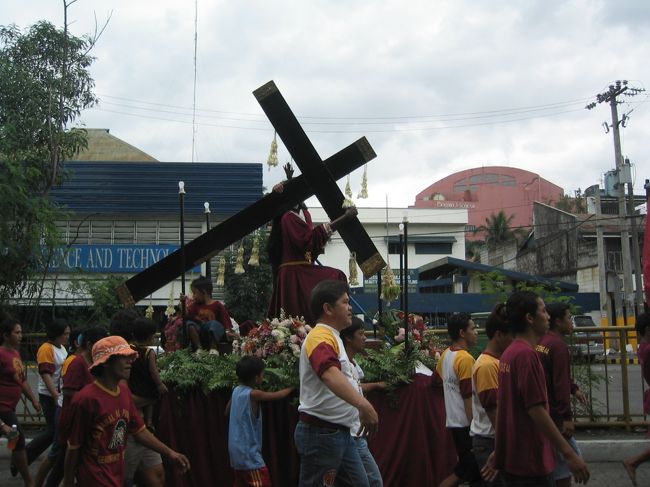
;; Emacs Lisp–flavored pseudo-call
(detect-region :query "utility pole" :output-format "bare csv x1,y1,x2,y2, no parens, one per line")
595,189,610,327
586,80,646,325
627,162,644,316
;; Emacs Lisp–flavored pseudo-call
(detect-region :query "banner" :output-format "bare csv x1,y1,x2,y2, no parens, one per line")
48,244,201,274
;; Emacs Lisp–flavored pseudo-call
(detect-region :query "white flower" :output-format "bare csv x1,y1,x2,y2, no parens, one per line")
291,343,301,357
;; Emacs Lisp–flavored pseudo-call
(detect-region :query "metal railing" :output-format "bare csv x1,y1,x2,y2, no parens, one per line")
15,327,646,429
428,325,644,430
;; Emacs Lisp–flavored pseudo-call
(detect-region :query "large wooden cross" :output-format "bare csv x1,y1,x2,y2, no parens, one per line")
117,82,386,306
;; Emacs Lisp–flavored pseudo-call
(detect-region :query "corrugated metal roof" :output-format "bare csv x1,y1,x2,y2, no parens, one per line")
51,161,263,216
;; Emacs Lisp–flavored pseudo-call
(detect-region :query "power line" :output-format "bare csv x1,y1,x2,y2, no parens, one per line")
96,92,590,122
93,105,584,134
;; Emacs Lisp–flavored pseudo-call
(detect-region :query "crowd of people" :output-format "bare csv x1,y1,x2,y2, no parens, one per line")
2,278,650,486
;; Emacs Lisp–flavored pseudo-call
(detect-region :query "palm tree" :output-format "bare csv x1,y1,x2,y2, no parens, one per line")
479,211,517,246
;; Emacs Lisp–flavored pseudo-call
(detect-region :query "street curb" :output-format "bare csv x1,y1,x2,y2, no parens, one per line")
578,439,649,462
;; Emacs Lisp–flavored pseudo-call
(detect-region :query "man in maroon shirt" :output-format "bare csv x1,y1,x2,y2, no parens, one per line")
624,313,650,485
536,302,589,487
489,291,589,486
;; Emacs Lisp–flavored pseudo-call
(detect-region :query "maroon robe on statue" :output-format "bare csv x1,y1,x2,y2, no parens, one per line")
267,208,345,324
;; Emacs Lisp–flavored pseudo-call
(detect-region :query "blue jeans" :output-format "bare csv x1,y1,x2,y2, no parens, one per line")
553,436,581,481
187,319,225,345
335,437,383,487
294,421,369,487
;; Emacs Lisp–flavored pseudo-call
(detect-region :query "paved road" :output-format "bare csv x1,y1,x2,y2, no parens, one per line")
1,433,649,486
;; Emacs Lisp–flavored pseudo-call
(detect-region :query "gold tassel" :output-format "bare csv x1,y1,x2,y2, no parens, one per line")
234,242,245,274
349,252,359,286
145,296,154,319
358,165,368,199
216,255,226,286
343,175,354,208
165,282,176,317
267,131,278,171
381,266,401,302
248,233,260,267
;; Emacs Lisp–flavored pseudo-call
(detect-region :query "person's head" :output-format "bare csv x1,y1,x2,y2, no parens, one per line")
90,336,137,380
78,326,109,353
340,316,366,354
190,276,213,304
67,327,84,353
636,313,650,340
506,291,549,336
236,355,265,386
547,302,572,335
46,319,71,346
310,280,351,329
485,303,513,355
110,309,140,342
0,317,22,348
133,318,157,346
447,312,477,348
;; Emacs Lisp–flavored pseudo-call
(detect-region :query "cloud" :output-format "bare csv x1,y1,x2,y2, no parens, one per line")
4,0,650,206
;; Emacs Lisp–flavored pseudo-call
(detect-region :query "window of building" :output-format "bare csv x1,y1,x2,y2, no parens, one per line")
414,242,453,254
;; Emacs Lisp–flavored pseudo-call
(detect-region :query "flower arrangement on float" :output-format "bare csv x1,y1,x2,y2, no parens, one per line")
159,309,442,395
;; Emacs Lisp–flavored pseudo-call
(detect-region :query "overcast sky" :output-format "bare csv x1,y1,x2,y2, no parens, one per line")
5,0,650,210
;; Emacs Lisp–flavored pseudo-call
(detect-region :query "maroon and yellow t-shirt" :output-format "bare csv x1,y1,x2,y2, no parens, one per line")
0,347,26,412
187,300,233,329
536,331,573,428
67,381,145,487
59,354,95,443
495,338,555,477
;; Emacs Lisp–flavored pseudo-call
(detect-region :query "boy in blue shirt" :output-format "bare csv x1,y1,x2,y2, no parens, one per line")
228,356,293,487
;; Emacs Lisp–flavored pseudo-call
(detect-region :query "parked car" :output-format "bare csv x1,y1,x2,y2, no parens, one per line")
569,315,605,361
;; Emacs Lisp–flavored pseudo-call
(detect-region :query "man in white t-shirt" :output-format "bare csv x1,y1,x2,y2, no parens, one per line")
434,313,481,487
295,280,378,487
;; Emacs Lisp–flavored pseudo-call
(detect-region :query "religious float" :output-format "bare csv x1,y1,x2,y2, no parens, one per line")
157,311,457,487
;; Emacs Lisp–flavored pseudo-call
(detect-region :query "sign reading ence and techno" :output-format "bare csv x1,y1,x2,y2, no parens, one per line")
49,244,201,274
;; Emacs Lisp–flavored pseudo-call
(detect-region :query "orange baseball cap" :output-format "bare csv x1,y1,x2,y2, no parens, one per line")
90,336,137,370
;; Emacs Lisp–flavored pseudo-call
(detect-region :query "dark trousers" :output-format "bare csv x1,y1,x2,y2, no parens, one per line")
450,426,482,486
503,472,555,487
25,394,58,464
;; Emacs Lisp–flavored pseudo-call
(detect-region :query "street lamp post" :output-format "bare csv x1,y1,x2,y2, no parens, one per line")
204,202,211,281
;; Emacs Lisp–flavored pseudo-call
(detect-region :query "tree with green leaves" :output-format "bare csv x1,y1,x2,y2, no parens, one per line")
223,232,273,323
479,210,520,246
0,14,99,304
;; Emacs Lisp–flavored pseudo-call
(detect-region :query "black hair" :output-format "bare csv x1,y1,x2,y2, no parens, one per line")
636,313,650,338
90,354,120,378
190,276,213,295
340,316,365,343
236,355,265,383
68,327,84,352
547,302,570,330
505,291,540,334
447,312,472,341
0,317,20,345
110,309,140,342
485,303,509,339
46,319,69,341
81,327,109,350
310,280,350,321
133,318,157,342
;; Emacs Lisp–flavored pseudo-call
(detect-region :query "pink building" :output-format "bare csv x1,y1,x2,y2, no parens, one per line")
413,166,563,239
